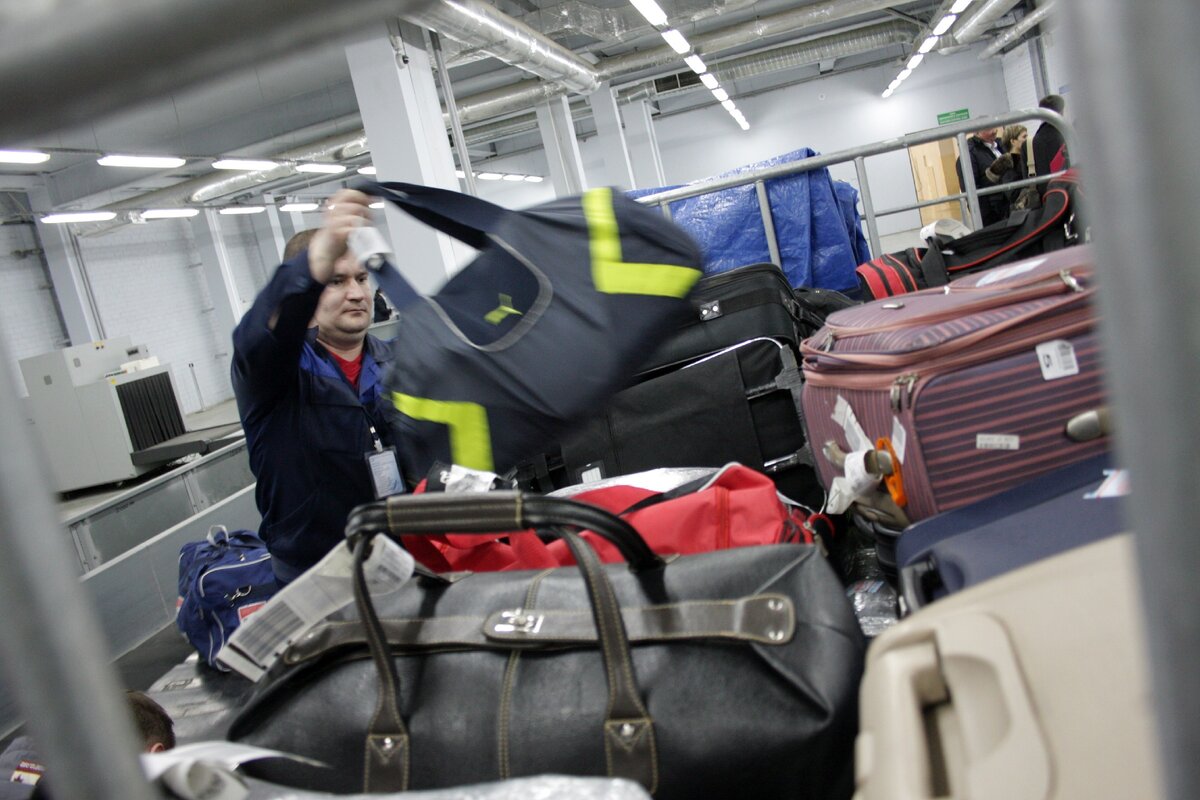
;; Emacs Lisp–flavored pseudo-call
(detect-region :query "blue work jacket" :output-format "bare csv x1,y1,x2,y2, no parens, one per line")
231,253,394,584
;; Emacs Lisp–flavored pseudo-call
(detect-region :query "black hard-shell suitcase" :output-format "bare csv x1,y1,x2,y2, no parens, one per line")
897,452,1126,613
547,264,847,506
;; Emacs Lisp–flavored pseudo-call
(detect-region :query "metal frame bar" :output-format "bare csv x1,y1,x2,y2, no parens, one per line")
637,107,1075,255
754,180,782,267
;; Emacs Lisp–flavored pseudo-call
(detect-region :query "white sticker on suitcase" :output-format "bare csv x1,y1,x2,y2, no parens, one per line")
974,258,1045,287
833,394,871,452
891,416,907,465
1036,339,1080,380
976,433,1020,450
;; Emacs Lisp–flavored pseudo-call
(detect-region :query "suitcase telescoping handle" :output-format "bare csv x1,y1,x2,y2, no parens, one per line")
342,491,662,793
858,613,1051,800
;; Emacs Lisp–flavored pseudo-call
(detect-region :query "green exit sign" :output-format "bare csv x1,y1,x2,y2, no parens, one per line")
938,108,971,125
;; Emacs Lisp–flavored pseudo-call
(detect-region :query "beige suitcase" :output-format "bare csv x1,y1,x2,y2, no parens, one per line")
854,534,1164,800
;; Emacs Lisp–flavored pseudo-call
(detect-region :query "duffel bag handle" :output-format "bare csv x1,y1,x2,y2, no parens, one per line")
362,180,512,249
347,500,659,793
345,491,666,573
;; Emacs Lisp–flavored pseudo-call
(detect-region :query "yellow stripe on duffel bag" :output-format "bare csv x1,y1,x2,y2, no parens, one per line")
391,393,493,471
583,188,700,298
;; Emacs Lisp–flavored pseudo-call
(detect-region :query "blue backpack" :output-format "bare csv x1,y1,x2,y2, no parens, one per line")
176,526,277,669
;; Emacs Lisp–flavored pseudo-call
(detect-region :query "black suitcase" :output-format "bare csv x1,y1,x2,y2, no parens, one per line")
536,264,847,507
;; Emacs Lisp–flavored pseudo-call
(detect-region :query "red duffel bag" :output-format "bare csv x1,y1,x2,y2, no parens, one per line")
402,463,831,572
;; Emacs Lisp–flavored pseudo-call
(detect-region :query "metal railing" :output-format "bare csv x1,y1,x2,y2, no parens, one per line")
637,106,1077,262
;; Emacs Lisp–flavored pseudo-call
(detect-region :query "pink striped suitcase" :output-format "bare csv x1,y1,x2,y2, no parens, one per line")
801,245,1107,524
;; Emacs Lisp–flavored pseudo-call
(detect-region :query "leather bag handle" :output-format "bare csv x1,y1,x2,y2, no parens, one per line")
347,493,661,793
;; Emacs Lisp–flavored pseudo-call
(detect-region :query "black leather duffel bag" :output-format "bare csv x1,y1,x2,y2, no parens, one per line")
227,492,865,799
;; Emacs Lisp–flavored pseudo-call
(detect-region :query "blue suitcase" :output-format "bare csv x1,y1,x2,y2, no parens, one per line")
898,453,1127,613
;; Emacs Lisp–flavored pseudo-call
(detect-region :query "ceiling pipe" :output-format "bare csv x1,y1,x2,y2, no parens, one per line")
71,8,920,232
402,0,600,93
951,0,1025,44
979,0,1057,58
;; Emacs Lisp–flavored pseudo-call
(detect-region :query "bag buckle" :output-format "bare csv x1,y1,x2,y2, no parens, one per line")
494,609,545,635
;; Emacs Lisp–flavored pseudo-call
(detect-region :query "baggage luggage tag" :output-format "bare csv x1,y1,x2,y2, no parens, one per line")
364,426,406,499
219,536,415,681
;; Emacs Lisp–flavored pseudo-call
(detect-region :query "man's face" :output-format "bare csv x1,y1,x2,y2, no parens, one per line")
312,252,371,340
977,127,999,143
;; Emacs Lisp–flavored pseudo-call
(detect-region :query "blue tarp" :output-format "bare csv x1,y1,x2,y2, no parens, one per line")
629,148,870,290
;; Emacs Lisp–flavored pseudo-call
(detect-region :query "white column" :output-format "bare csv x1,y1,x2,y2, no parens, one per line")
345,23,467,292
536,95,587,197
622,98,668,189
28,187,103,345
191,210,245,335
252,193,287,271
588,82,635,190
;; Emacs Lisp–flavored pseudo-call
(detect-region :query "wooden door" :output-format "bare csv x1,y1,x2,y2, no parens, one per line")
908,138,964,225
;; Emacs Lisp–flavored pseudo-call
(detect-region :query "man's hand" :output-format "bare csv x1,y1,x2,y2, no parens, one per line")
308,189,374,285
985,154,1014,184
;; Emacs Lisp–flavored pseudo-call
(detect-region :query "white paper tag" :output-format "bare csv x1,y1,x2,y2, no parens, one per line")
976,433,1020,451
843,450,880,495
349,225,394,269
438,463,501,493
833,395,870,453
890,416,907,465
219,536,415,680
974,258,1045,287
143,742,327,786
1085,469,1130,499
826,476,856,514
1036,339,1080,381
832,394,851,428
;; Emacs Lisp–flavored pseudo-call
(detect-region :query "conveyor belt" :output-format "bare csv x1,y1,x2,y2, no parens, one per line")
130,423,244,467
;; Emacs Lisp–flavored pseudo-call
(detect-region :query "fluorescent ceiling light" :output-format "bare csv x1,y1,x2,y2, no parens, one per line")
369,202,385,209
684,54,707,74
919,35,939,54
97,154,186,169
907,53,924,70
295,163,346,174
932,14,956,36
477,172,504,180
882,88,894,98
42,211,117,224
357,166,377,175
524,175,544,183
949,0,974,13
898,68,913,80
142,208,199,219
736,118,750,131
218,206,266,215
0,149,50,164
660,29,690,54
212,159,280,171
502,174,526,181
700,73,720,90
889,78,902,90
712,88,729,102
279,202,319,212
628,0,668,27
721,99,736,112
454,169,466,178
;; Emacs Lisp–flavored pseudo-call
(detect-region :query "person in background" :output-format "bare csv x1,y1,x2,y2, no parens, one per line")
373,287,392,323
0,691,175,799
1033,94,1070,178
999,124,1040,208
956,126,1013,227
231,189,398,586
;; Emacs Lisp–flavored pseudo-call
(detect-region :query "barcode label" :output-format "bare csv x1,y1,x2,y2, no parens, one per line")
1036,339,1080,381
219,536,415,680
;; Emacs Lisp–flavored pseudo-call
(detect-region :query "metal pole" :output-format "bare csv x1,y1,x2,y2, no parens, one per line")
1060,2,1200,798
0,341,158,800
853,156,882,258
0,0,436,144
754,180,782,268
429,30,478,197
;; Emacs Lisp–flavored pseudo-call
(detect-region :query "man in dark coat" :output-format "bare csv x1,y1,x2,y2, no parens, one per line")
956,126,1013,227
231,189,398,585
1033,94,1070,177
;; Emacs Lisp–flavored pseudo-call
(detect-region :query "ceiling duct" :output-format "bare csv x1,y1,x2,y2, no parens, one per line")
979,0,1057,58
401,0,600,93
951,0,1025,44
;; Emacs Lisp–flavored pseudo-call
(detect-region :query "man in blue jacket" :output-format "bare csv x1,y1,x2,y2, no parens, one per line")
232,189,398,585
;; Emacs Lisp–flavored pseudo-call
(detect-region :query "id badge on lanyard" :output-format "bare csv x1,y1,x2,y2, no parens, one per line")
363,425,405,499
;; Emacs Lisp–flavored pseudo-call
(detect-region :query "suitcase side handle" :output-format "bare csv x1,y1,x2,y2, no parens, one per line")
859,614,1052,800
